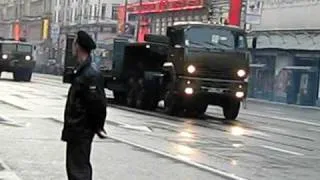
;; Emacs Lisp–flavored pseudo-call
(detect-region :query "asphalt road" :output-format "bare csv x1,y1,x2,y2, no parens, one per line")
0,72,319,180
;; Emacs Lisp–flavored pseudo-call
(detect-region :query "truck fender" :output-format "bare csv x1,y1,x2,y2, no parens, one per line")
162,62,177,83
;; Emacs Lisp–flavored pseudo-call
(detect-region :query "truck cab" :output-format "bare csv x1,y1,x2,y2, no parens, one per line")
0,38,36,81
158,22,249,119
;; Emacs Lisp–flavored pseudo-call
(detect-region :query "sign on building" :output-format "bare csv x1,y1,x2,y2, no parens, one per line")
246,0,263,25
51,23,60,45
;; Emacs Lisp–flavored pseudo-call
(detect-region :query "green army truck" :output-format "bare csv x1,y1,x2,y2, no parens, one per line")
63,22,251,120
104,22,250,120
0,38,35,81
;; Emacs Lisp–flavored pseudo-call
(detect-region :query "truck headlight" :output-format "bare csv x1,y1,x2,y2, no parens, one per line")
187,65,196,74
236,91,244,98
237,69,246,77
2,54,8,59
184,87,194,95
25,55,31,61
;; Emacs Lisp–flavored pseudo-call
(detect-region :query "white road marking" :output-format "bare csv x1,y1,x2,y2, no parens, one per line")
120,124,153,133
110,136,249,180
150,120,180,128
261,145,304,156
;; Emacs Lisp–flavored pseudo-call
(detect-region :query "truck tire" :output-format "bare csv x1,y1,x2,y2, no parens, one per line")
126,78,138,107
23,69,33,82
126,87,136,107
136,90,158,110
164,91,181,115
195,103,208,117
223,101,240,120
186,103,208,118
13,68,32,82
113,91,126,104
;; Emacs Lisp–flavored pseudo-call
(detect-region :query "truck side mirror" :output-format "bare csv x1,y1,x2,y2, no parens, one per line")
252,37,257,49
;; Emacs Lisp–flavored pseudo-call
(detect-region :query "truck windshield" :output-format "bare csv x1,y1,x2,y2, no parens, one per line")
1,44,32,53
17,44,32,53
2,44,16,53
185,27,247,50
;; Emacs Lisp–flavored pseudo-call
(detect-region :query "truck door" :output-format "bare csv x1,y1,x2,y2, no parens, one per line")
63,34,77,83
112,38,129,79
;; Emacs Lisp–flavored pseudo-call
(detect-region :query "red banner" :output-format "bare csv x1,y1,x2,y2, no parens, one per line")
124,0,204,14
118,6,126,33
137,17,151,42
12,21,21,41
229,0,242,26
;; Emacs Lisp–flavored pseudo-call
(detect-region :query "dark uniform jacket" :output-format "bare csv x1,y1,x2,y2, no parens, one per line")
62,57,107,142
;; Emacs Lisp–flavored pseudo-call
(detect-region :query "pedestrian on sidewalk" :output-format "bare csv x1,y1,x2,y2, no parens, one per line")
61,30,108,180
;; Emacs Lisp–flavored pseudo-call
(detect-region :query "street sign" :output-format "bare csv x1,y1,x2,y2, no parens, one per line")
246,0,263,25
51,23,60,44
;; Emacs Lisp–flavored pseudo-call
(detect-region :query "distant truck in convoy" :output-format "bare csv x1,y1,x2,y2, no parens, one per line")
63,22,251,120
0,38,35,81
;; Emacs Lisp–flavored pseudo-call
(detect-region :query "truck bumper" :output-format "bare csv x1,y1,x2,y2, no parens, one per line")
0,59,36,72
177,76,247,102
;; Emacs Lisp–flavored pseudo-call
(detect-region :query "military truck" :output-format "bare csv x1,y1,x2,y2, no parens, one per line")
63,22,250,120
0,38,36,81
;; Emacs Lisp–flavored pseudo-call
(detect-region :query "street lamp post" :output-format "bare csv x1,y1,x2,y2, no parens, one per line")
136,0,142,41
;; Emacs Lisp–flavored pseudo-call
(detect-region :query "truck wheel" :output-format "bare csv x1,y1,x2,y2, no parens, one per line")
223,101,240,120
126,88,136,107
136,90,158,110
186,103,208,118
113,91,126,104
22,69,33,82
164,91,181,115
13,68,32,82
13,70,23,81
195,103,208,117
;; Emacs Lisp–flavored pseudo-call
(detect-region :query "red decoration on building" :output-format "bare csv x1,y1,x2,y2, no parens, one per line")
13,21,21,41
229,0,242,26
123,0,204,14
117,6,126,33
137,17,151,42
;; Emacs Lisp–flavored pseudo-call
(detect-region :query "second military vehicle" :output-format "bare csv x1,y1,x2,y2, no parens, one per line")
63,22,250,120
0,38,35,81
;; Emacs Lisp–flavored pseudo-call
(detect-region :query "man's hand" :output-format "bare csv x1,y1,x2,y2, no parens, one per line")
97,129,107,139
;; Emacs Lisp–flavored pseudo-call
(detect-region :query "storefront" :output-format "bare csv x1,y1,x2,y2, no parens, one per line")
249,48,320,106
117,0,246,42
118,0,207,42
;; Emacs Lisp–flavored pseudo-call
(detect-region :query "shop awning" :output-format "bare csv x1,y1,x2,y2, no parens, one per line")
250,64,266,68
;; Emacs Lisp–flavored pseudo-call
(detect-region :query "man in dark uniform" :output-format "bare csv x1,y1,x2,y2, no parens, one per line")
62,30,107,180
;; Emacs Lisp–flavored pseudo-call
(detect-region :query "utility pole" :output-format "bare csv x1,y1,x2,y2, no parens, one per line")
123,0,128,26
136,0,142,41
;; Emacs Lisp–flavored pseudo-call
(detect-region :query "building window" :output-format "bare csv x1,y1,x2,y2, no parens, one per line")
89,5,92,19
94,4,98,19
101,4,106,20
111,4,120,20
111,27,117,33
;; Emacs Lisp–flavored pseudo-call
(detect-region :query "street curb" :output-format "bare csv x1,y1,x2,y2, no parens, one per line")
247,98,320,111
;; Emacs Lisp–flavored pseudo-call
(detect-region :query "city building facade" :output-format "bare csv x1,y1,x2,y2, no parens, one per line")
248,0,320,107
119,0,248,41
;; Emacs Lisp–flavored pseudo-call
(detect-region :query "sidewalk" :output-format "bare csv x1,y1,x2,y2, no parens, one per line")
247,98,320,111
